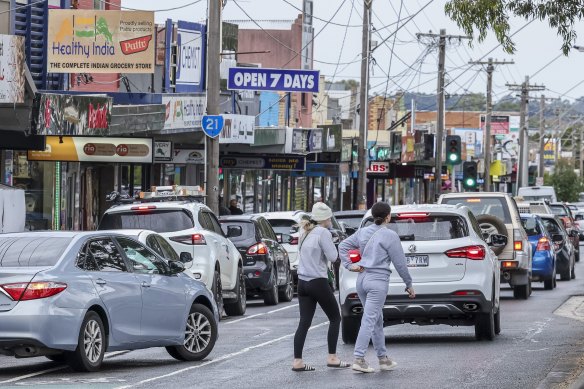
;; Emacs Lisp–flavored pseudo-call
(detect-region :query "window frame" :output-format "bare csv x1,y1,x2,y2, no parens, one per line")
114,236,170,276
85,237,129,273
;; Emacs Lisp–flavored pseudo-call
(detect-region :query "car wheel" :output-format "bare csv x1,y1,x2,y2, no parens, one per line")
341,317,360,344
544,274,555,290
279,268,294,302
166,303,217,361
65,311,105,372
475,308,496,341
224,267,246,317
211,268,224,319
494,307,501,335
513,282,530,300
46,353,66,363
476,215,508,256
560,264,571,281
263,268,279,306
571,261,576,280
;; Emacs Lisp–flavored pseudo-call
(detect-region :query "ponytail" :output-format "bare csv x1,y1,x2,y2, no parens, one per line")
299,218,318,233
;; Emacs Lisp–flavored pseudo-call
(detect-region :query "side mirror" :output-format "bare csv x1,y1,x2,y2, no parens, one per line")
552,234,564,244
179,252,193,263
489,234,508,248
226,225,243,238
168,260,185,275
570,229,579,238
276,233,283,244
345,227,357,236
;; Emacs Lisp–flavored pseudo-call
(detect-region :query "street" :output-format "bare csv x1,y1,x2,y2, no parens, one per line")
2,259,584,389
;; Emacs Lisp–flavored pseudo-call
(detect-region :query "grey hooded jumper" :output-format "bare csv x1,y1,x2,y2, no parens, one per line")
297,226,338,282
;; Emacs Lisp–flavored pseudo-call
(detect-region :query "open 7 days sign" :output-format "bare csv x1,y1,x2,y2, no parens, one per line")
227,67,319,93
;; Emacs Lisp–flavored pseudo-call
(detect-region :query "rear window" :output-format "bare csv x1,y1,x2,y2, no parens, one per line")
266,219,298,235
335,216,363,229
220,221,256,242
521,218,542,237
541,218,562,234
99,210,194,233
550,205,568,216
364,214,468,241
441,197,511,223
0,237,71,267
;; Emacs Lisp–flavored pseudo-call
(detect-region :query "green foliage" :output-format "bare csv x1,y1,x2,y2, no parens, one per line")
445,0,584,54
544,159,584,202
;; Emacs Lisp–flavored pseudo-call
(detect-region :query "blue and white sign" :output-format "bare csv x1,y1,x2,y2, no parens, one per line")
202,115,224,138
227,67,319,93
176,21,206,93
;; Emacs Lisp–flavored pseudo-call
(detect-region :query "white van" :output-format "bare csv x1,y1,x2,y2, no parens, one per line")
517,186,557,203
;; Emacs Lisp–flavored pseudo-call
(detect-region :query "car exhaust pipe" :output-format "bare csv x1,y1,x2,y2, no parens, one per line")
503,271,511,281
352,306,363,314
462,303,478,311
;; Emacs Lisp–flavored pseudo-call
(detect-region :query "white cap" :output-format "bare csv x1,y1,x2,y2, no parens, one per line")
311,202,333,221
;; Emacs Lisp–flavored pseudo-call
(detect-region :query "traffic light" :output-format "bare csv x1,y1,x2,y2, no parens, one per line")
219,168,224,181
446,135,462,165
462,161,478,190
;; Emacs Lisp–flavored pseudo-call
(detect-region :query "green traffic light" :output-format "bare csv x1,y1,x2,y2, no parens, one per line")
465,178,475,187
449,154,458,162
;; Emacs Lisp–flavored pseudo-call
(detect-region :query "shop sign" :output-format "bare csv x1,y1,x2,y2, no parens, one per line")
36,93,113,136
367,161,390,174
453,128,483,159
305,163,339,177
318,124,342,152
341,138,353,162
480,115,510,135
0,35,25,104
219,114,255,144
401,135,415,163
174,21,206,93
227,67,319,93
162,94,206,130
291,129,307,153
154,141,172,161
307,128,323,152
173,149,205,164
28,136,153,163
220,155,306,171
47,10,155,73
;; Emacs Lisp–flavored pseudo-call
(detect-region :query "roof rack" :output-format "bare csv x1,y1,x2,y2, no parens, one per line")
106,186,207,206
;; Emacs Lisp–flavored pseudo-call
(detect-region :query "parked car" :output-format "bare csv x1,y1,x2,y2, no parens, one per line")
537,214,576,281
333,210,367,236
219,215,294,306
0,232,219,372
517,186,557,202
520,214,557,290
549,203,579,260
99,193,245,317
438,192,533,299
341,204,505,342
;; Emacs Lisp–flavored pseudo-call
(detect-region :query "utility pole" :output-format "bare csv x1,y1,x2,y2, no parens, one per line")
469,58,514,191
417,30,470,198
357,0,372,210
555,108,562,163
507,77,545,192
205,0,221,214
539,95,546,178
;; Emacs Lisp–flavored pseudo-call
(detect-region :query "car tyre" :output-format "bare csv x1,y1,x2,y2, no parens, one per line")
211,268,224,319
166,303,217,361
494,307,501,335
65,311,106,372
544,274,555,290
263,268,279,306
476,215,508,256
341,317,360,344
224,267,246,317
571,260,576,280
513,282,530,300
560,265,571,281
278,268,294,302
475,308,496,341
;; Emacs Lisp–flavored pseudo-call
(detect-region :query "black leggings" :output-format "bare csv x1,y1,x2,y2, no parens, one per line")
293,278,341,359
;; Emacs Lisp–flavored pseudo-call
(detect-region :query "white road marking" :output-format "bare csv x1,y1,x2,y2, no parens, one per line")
554,296,584,322
116,321,330,389
224,303,299,325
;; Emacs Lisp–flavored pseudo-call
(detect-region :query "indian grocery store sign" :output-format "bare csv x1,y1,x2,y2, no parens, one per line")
28,136,153,163
47,10,155,73
227,67,319,93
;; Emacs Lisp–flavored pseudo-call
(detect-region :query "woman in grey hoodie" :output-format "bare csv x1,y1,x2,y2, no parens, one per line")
339,202,416,373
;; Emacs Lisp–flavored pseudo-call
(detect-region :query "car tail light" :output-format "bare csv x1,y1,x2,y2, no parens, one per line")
536,237,551,251
397,213,429,219
289,237,299,245
131,205,157,212
170,233,206,245
514,241,523,251
347,293,360,300
513,228,524,251
247,242,268,255
349,249,361,263
501,261,518,269
445,245,485,260
452,290,481,296
1,282,67,301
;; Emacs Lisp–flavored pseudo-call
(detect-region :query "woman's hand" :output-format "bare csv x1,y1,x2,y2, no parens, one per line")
349,264,364,273
405,287,416,299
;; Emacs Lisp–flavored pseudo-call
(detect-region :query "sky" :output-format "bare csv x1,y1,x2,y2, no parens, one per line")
123,0,584,104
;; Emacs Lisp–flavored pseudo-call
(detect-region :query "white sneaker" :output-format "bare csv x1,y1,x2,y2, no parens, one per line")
379,356,398,371
352,358,375,373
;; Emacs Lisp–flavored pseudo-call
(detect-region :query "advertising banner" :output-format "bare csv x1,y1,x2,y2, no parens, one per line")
162,94,206,130
28,136,153,163
154,141,172,161
228,67,319,93
220,155,306,171
318,124,342,152
453,128,483,159
47,10,155,73
480,115,510,135
173,149,205,164
219,114,255,144
36,93,113,136
0,35,25,104
175,21,206,93
401,135,415,163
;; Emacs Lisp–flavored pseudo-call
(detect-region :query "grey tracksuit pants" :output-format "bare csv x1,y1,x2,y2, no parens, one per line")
354,271,389,359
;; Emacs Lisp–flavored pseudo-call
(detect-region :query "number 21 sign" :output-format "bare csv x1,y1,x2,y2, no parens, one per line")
202,115,225,138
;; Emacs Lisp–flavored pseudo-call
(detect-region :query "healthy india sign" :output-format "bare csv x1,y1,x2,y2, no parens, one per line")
47,10,155,73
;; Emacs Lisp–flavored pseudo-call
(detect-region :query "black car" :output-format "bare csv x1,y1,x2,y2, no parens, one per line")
220,215,294,306
333,210,367,236
538,214,576,281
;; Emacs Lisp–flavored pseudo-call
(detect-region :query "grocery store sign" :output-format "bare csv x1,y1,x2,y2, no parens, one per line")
162,94,206,130
47,10,155,73
0,35,26,104
28,136,153,163
227,67,319,93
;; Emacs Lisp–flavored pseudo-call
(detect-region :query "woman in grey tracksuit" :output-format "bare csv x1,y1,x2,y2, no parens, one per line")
339,202,415,373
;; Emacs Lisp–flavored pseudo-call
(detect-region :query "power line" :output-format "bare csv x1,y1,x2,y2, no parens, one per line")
530,52,563,79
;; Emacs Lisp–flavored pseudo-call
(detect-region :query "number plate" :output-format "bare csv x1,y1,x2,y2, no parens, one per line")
406,255,429,267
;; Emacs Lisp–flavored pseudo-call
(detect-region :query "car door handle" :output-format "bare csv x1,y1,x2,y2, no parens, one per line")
95,279,106,286
141,282,151,288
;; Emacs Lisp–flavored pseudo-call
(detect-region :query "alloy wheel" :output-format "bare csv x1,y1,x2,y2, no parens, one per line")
83,320,103,364
184,312,212,353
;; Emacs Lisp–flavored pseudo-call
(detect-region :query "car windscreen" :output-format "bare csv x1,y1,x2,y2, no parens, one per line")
99,210,194,233
266,219,298,235
521,195,553,201
365,215,468,240
0,237,72,267
335,216,363,229
441,197,511,223
549,205,568,216
521,218,542,237
220,221,256,242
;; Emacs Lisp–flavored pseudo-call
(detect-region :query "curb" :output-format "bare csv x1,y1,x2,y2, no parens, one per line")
570,368,584,389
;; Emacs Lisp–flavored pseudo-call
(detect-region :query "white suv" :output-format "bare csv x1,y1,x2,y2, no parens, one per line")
340,204,505,343
99,198,246,317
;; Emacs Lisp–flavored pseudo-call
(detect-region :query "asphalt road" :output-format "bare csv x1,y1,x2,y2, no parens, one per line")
3,257,584,389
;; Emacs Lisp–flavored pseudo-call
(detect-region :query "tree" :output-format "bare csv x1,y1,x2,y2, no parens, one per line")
544,159,584,202
445,0,584,54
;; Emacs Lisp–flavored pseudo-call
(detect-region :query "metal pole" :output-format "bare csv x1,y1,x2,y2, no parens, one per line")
357,0,372,210
434,29,446,198
555,108,561,163
484,58,493,191
539,95,546,178
205,0,221,213
518,76,529,189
